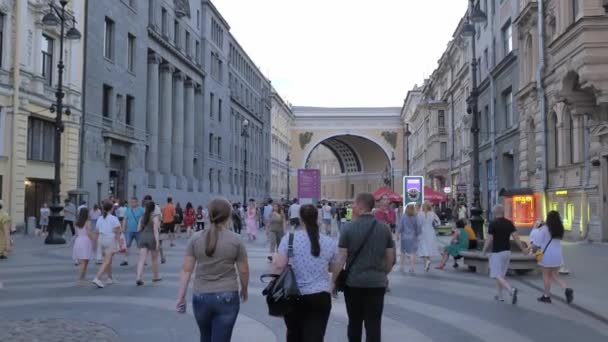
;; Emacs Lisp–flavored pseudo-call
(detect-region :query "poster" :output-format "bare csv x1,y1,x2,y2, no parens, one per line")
403,176,424,206
298,169,320,203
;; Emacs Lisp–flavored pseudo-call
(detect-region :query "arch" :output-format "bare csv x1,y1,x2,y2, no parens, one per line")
300,132,394,170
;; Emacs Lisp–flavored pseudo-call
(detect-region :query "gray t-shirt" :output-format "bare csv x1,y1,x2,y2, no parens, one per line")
185,229,248,294
339,214,395,288
63,203,76,222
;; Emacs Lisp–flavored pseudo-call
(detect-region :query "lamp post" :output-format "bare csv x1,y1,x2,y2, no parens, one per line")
390,151,396,191
405,124,411,175
241,119,250,207
286,153,291,202
461,0,487,239
42,0,82,245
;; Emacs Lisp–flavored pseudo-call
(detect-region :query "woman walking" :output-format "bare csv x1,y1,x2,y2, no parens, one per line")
39,203,50,236
435,219,470,270
90,204,102,264
267,203,286,262
73,207,93,284
92,201,121,288
273,204,341,342
176,198,249,342
174,202,184,239
136,200,161,286
417,202,441,271
184,202,196,238
195,206,205,232
397,203,422,273
245,201,258,241
535,211,574,304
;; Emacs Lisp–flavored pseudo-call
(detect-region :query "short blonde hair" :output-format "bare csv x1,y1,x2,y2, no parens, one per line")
422,202,433,212
405,203,417,216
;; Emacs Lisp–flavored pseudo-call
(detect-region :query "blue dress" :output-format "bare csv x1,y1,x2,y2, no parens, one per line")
397,215,421,254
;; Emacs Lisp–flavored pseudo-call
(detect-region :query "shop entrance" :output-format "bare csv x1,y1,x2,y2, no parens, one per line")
24,178,53,225
109,155,127,201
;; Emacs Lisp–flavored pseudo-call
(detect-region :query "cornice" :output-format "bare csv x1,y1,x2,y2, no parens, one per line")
148,27,206,77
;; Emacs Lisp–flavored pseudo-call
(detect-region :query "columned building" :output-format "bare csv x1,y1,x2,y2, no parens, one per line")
0,0,84,227
270,88,294,200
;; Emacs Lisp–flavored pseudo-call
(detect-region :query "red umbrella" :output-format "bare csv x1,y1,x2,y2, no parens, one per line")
424,187,448,203
373,186,403,202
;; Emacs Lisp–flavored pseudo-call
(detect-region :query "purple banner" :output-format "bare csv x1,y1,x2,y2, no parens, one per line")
403,176,424,205
298,169,321,200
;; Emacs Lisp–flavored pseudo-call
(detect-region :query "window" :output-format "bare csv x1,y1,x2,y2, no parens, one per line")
41,34,54,85
438,110,445,128
127,34,135,72
569,115,575,163
217,137,222,157
218,99,222,121
27,117,55,162
218,170,222,194
185,31,191,56
102,84,113,117
195,40,200,63
484,105,490,141
503,89,513,128
174,20,180,48
161,8,168,35
564,202,574,231
126,95,134,125
484,48,489,71
209,169,214,192
552,112,559,166
0,12,5,67
502,21,513,56
440,142,447,159
104,17,115,60
209,133,214,154
503,153,515,187
209,93,214,118
572,0,579,23
196,9,200,29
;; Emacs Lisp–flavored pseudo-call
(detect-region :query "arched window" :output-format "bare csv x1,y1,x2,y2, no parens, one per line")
525,35,534,83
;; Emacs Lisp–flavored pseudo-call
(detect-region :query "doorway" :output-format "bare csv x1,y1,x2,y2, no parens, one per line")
24,178,53,225
109,155,127,201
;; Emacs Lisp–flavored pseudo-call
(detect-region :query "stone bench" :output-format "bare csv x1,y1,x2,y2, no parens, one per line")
459,250,539,276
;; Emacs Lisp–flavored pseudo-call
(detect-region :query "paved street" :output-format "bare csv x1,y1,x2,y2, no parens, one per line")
1,233,608,342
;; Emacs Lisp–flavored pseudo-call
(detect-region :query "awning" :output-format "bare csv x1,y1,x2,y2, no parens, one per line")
424,187,448,203
373,186,403,202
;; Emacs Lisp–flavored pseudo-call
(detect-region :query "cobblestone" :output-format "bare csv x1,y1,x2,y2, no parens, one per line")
0,319,119,342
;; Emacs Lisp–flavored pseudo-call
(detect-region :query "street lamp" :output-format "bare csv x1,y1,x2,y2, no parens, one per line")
405,124,411,175
241,119,250,207
390,151,396,191
461,0,487,240
43,0,81,245
286,153,291,202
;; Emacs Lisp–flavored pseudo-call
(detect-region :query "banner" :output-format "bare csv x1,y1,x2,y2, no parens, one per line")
298,169,320,203
403,176,424,206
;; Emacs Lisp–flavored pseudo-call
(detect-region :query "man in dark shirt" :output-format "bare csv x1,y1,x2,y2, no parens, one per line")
335,193,396,342
482,204,527,304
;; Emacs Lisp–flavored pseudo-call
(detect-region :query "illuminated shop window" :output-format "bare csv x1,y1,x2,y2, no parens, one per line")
563,203,574,231
512,195,535,227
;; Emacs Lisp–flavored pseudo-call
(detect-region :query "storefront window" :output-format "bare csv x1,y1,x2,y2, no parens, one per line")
564,202,574,231
512,195,535,227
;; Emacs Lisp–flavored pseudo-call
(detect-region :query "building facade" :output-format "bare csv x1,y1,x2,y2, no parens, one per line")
270,88,293,200
79,0,271,207
0,0,84,227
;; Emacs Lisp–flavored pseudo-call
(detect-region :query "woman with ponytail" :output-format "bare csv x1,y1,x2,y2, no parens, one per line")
176,198,249,342
92,201,121,288
273,204,342,342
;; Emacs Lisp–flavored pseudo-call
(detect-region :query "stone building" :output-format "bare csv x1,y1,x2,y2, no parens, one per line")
270,87,294,200
515,0,608,241
0,0,84,227
79,0,271,206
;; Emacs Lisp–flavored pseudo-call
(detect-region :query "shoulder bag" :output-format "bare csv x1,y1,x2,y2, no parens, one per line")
260,233,301,317
335,220,378,292
535,238,553,262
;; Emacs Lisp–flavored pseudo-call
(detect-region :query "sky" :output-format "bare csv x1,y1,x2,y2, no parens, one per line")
212,0,467,107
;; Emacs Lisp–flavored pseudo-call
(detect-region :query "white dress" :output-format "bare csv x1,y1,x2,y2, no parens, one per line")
417,212,440,257
535,225,564,268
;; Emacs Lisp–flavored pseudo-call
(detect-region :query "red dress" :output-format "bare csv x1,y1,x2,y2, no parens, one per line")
184,207,196,227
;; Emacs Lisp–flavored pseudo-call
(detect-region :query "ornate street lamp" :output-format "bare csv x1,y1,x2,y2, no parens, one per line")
286,153,291,202
405,124,411,175
43,0,82,245
461,0,487,240
241,119,250,207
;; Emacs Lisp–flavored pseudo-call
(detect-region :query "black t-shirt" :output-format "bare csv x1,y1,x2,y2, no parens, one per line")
488,217,516,253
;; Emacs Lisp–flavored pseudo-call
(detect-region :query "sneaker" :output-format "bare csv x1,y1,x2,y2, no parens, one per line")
267,256,273,263
494,295,505,302
120,261,128,266
161,258,166,264
537,295,552,303
92,278,104,288
136,280,144,286
511,288,518,305
105,278,114,285
565,288,574,304
96,260,103,265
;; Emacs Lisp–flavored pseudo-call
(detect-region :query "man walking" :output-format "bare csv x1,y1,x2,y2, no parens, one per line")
63,198,76,237
162,197,176,248
482,204,527,304
263,199,274,228
335,193,396,342
121,197,144,266
288,198,301,228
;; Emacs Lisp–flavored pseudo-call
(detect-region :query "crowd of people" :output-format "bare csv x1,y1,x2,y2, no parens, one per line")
0,191,576,341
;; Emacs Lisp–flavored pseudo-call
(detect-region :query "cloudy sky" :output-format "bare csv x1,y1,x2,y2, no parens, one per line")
213,0,467,107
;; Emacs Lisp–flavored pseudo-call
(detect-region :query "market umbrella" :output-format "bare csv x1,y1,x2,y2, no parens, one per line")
424,186,448,203
373,186,403,202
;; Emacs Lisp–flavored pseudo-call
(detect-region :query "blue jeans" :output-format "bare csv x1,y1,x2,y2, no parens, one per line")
192,291,240,342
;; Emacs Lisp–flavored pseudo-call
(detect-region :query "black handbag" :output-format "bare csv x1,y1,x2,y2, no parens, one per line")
260,233,301,317
335,220,377,292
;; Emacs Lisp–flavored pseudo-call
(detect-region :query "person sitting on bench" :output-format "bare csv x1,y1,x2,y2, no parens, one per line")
435,219,469,270
464,222,478,250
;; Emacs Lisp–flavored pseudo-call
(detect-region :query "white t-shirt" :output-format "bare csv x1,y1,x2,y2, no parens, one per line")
322,205,332,220
96,214,121,236
289,204,301,219
116,206,127,218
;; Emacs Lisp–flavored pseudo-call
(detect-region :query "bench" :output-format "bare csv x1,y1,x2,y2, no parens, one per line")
459,250,539,276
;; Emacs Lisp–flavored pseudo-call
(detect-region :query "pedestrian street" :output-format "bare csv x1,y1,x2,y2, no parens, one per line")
1,233,607,342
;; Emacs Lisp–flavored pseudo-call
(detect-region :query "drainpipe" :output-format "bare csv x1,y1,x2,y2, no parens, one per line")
77,0,89,189
537,0,548,209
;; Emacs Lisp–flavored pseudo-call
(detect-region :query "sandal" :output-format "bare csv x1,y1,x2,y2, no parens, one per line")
152,278,163,282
